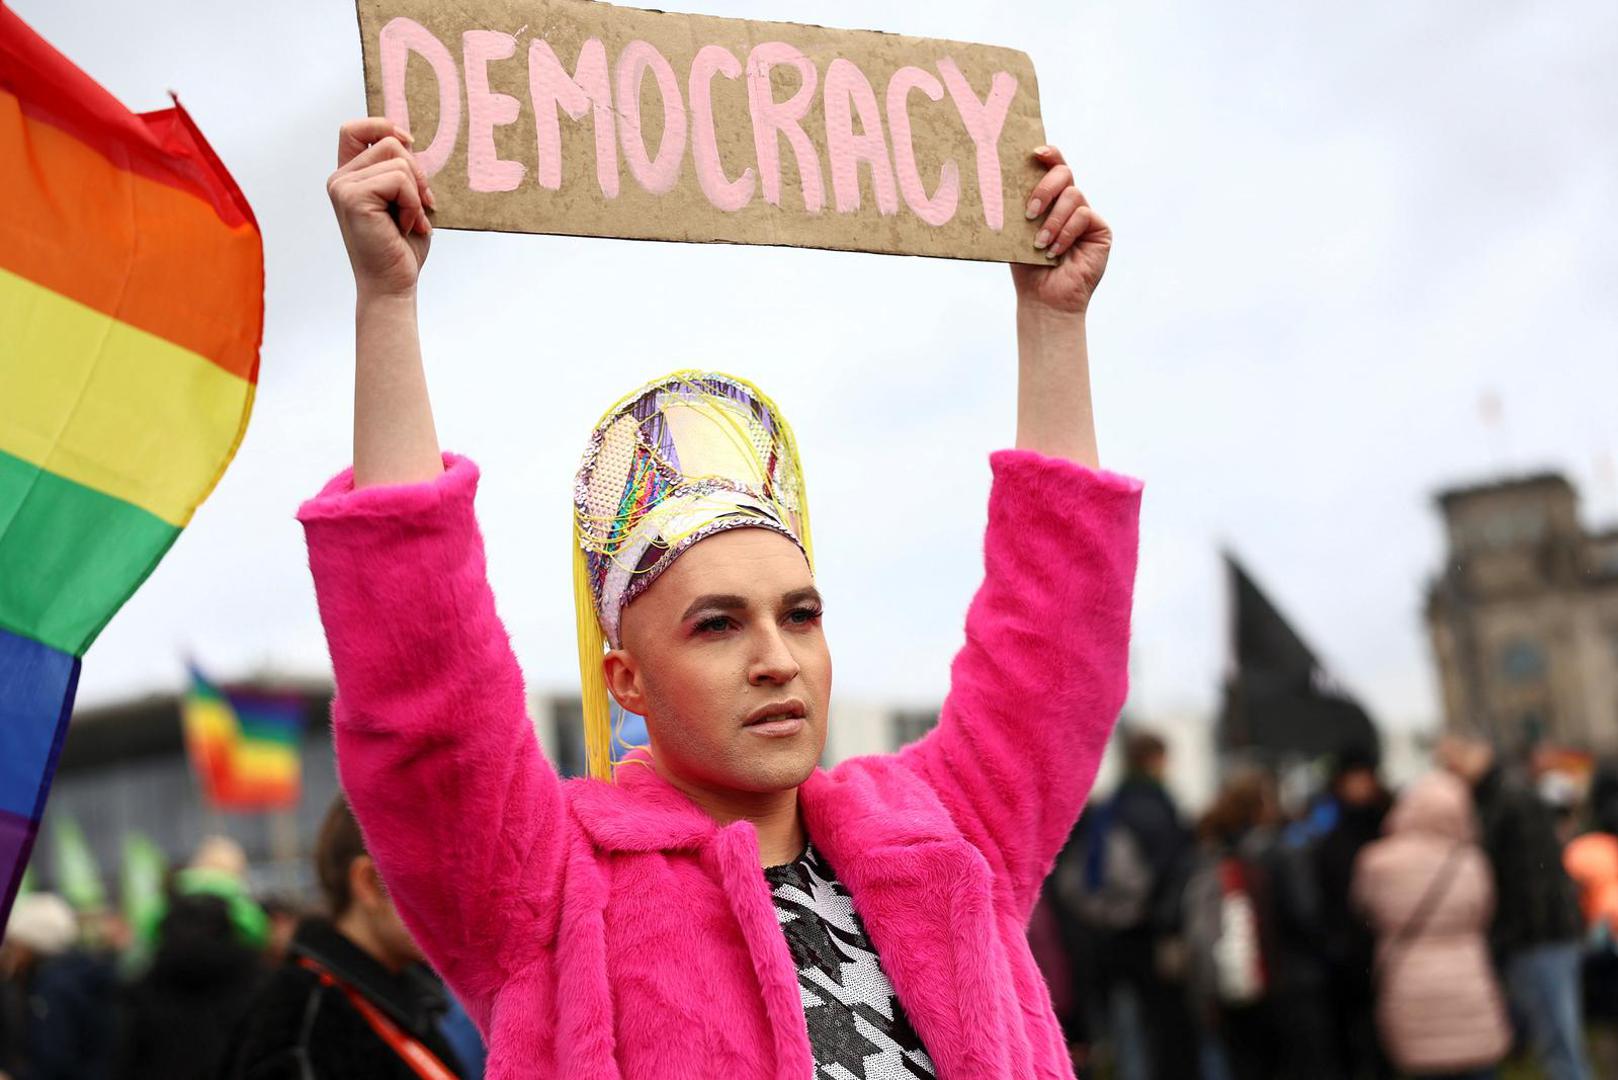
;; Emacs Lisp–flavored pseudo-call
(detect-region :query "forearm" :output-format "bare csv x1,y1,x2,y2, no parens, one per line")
299,456,567,996
900,450,1141,912
354,288,443,488
1015,301,1098,468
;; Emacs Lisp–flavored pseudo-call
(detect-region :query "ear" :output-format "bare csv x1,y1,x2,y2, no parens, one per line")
603,648,647,716
347,855,383,911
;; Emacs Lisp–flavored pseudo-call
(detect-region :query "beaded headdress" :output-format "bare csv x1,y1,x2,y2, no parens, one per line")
572,371,812,781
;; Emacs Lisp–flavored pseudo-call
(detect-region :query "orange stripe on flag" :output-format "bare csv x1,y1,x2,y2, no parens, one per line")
0,89,261,384
0,7,255,231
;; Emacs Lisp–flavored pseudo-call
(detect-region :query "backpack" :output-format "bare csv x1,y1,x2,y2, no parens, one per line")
1060,804,1153,931
1209,856,1268,1005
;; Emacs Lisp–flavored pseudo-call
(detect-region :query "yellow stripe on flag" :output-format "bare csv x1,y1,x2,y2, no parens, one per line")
181,697,238,743
0,267,252,527
230,741,299,783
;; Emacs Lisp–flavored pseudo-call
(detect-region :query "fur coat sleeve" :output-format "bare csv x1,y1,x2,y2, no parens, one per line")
898,449,1142,916
298,455,567,1029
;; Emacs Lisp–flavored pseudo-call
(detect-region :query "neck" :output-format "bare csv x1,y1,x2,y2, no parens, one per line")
333,909,403,975
655,764,806,866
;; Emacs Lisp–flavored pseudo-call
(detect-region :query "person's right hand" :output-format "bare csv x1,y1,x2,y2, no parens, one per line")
327,117,435,298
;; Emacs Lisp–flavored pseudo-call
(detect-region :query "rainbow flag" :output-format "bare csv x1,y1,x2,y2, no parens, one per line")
0,9,261,925
182,667,304,812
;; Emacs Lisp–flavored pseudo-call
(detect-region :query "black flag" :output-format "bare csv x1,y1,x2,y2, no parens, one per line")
1217,553,1377,760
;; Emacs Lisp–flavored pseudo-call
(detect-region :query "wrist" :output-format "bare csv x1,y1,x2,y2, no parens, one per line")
1017,295,1085,326
1017,299,1085,345
356,282,418,310
354,287,419,345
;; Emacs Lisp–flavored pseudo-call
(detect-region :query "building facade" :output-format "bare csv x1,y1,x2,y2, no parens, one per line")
1426,472,1618,754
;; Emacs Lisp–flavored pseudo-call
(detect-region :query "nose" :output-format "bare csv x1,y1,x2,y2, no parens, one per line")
748,624,800,687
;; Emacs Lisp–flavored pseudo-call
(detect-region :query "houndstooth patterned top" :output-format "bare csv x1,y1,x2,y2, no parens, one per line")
764,843,937,1080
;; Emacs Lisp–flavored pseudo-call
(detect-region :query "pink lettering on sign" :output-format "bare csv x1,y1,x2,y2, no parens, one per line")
688,44,754,212
529,38,618,198
886,65,960,227
463,31,524,192
615,40,687,196
746,42,825,213
938,58,1016,231
375,23,1030,239
823,58,897,216
378,17,461,178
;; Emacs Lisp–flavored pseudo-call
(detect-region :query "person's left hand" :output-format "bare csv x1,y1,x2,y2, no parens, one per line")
1011,146,1112,316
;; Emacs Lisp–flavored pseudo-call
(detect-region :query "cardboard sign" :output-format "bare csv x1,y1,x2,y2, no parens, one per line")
355,0,1048,262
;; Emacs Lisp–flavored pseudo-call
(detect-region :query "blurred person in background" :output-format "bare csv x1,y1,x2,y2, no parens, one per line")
1539,770,1581,847
1564,763,1618,1077
0,892,116,1080
1063,731,1196,1080
1439,732,1590,1080
1314,744,1394,1080
116,885,267,1079
257,896,303,969
221,794,469,1079
1185,767,1327,1080
1353,771,1509,1080
128,836,270,968
1042,810,1109,1077
1185,769,1280,1080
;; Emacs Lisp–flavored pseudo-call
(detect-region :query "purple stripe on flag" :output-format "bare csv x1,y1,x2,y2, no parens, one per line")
0,808,41,928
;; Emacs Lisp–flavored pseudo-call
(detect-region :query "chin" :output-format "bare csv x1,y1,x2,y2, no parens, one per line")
733,743,821,793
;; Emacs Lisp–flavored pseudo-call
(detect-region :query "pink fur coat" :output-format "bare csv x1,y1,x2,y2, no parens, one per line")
299,449,1141,1079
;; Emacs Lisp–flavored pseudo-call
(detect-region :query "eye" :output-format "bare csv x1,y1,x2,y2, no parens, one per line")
786,605,824,627
694,615,735,635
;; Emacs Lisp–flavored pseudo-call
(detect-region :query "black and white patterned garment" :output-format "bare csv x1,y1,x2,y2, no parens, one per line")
763,843,936,1080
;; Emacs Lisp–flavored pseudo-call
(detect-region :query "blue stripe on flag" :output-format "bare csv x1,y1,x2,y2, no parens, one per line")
0,626,80,920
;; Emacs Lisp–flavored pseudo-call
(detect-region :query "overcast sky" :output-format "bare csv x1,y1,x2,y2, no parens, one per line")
21,0,1617,731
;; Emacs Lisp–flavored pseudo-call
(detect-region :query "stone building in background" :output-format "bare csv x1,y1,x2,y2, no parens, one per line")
1426,472,1618,754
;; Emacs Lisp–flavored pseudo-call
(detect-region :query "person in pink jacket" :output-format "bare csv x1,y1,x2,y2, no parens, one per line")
302,115,1139,1079
1352,772,1511,1080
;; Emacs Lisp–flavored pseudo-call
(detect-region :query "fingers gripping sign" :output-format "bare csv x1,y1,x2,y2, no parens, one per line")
1012,145,1113,317
328,117,437,297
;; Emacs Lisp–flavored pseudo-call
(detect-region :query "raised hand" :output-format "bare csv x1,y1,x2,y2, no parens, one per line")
1011,145,1112,317
327,117,436,299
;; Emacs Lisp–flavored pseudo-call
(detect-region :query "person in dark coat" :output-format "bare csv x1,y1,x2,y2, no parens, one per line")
1185,767,1333,1080
221,795,468,1080
116,891,267,1080
0,893,117,1080
1440,732,1591,1080
1314,744,1393,1080
1090,731,1198,1080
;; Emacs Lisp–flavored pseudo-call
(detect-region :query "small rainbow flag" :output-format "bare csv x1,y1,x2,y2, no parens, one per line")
0,9,261,925
181,667,305,812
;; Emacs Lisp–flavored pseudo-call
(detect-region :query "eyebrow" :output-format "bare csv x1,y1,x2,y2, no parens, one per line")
679,587,823,622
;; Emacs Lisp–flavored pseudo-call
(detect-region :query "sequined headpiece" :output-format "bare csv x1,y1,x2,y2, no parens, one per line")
571,371,812,780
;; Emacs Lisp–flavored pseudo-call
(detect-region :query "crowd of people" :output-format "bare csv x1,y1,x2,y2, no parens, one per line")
0,797,486,1080
5,731,1617,1079
1033,730,1618,1080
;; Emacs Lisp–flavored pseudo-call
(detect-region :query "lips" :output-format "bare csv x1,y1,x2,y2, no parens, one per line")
743,699,806,735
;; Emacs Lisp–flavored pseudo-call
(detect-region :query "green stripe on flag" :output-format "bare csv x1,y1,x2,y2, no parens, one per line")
235,718,300,747
186,671,227,705
0,449,180,655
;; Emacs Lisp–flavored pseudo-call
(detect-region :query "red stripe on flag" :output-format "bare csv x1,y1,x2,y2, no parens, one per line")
0,7,257,233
